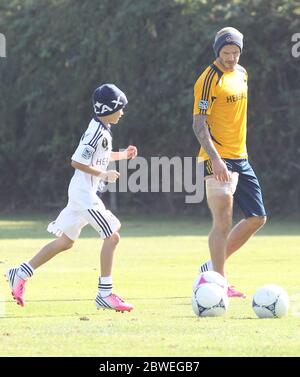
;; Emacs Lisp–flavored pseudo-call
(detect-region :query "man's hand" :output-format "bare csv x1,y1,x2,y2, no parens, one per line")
211,157,231,182
100,170,120,183
125,145,138,159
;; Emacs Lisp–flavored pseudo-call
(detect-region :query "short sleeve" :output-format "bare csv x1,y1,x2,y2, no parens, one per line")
71,123,104,165
193,67,218,116
71,144,95,165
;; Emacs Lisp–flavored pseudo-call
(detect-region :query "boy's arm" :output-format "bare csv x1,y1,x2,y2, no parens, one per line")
110,145,138,161
71,160,120,183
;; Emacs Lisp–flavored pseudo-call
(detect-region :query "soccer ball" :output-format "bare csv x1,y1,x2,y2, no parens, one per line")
192,282,229,317
193,270,228,293
252,284,289,318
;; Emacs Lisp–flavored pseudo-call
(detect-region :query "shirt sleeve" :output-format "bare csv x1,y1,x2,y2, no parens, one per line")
71,144,95,165
193,68,218,116
71,124,104,165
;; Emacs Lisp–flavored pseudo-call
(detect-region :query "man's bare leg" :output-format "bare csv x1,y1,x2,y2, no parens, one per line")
207,193,233,276
226,216,267,258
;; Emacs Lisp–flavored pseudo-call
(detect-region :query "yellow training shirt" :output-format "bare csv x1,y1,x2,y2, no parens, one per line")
193,60,248,160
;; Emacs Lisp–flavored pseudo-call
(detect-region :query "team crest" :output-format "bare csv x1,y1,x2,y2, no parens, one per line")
102,137,108,149
82,146,93,160
199,100,209,110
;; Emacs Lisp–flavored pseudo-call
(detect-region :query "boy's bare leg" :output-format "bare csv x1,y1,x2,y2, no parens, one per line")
29,233,74,269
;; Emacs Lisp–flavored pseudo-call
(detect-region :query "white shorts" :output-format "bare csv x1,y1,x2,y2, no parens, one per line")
47,203,121,241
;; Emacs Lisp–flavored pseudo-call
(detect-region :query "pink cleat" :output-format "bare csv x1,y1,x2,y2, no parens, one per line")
95,293,134,312
227,285,246,298
5,268,27,307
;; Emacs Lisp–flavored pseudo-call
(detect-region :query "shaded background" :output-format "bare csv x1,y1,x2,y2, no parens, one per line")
0,0,299,216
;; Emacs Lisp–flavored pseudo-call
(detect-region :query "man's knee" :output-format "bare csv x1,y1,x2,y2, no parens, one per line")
258,215,267,228
210,204,232,234
248,215,267,229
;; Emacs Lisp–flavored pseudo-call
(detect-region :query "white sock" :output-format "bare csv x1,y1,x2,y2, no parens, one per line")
98,276,112,298
16,262,34,280
199,260,213,273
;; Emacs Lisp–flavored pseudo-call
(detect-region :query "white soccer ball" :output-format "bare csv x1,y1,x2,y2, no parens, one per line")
252,284,289,318
193,270,228,293
192,282,229,317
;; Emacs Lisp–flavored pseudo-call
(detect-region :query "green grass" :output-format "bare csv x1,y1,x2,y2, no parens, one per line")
0,215,300,356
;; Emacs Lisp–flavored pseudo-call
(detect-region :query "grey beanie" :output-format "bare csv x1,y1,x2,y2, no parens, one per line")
213,27,243,57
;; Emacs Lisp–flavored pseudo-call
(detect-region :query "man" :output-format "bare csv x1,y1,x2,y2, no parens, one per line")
6,83,137,312
192,27,267,297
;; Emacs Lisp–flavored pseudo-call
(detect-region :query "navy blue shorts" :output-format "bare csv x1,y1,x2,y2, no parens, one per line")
204,158,267,218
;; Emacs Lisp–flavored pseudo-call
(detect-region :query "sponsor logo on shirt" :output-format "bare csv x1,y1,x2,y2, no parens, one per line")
82,146,93,160
226,92,247,103
199,100,209,110
96,157,109,166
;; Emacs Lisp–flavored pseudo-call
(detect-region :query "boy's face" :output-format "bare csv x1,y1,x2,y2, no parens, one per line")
100,108,124,125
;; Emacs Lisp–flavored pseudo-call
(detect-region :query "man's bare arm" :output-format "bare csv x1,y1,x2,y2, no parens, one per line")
192,114,220,161
192,114,230,181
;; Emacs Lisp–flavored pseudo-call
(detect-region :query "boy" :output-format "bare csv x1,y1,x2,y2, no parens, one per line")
6,83,137,312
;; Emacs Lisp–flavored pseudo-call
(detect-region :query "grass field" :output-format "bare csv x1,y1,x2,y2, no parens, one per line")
0,215,300,356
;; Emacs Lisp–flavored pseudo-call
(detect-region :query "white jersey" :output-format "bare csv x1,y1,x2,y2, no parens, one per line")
68,117,112,210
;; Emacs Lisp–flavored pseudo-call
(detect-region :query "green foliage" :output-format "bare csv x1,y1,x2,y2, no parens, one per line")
0,0,299,214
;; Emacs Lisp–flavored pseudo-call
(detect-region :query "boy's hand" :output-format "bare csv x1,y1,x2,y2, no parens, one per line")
101,170,120,183
126,145,138,159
